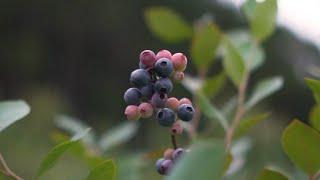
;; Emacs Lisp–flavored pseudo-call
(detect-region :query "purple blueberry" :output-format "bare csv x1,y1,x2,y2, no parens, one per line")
177,104,195,122
156,158,165,175
140,83,155,100
124,88,141,105
160,159,173,175
154,58,174,78
140,50,156,68
155,78,173,94
172,148,185,161
151,93,168,108
130,69,150,87
156,108,176,127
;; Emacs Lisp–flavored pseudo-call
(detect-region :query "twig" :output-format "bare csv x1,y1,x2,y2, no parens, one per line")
171,135,178,149
0,152,23,180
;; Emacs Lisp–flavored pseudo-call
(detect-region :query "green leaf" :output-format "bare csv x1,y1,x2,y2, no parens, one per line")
197,93,228,130
191,23,220,69
86,160,117,180
98,122,138,152
234,113,270,138
117,155,144,180
202,71,226,98
227,29,265,71
246,76,283,109
244,0,278,41
222,37,246,87
0,100,30,132
282,120,320,175
310,105,320,132
144,7,192,43
257,169,288,180
167,141,230,180
305,78,320,105
37,128,91,177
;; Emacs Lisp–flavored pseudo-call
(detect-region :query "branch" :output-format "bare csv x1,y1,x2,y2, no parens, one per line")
0,152,23,180
171,135,178,150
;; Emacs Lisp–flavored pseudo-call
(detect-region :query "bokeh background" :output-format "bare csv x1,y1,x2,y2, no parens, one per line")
0,0,319,179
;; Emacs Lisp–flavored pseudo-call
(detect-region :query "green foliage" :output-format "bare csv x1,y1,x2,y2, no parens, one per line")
202,71,226,98
144,7,192,43
222,37,246,87
36,128,91,177
86,160,116,180
191,23,220,70
246,77,284,109
305,78,320,105
0,100,30,132
243,0,278,41
167,141,230,180
310,105,320,132
257,169,288,180
234,113,270,138
282,120,320,175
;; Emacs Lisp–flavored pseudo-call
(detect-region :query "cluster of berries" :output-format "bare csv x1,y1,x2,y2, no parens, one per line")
123,49,195,127
156,148,188,175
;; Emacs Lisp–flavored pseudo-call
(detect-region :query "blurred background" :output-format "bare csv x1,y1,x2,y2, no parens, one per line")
0,0,319,179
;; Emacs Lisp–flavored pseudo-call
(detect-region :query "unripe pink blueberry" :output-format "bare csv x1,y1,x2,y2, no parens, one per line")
163,148,175,160
173,71,185,81
156,50,172,61
166,97,180,111
171,121,183,135
138,102,154,118
171,53,187,71
140,50,156,68
125,105,141,121
179,98,192,105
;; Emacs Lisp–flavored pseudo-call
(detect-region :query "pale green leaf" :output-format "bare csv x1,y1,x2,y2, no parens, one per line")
257,169,288,180
246,76,283,109
167,141,230,180
282,120,320,175
310,105,320,132
144,7,192,43
191,23,220,69
202,71,226,98
222,37,246,87
234,113,270,138
305,78,320,105
86,160,116,180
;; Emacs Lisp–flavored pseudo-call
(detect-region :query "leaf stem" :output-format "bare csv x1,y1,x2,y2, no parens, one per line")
0,152,23,180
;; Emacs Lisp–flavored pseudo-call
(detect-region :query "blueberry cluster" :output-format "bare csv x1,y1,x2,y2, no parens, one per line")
124,49,195,127
156,148,188,175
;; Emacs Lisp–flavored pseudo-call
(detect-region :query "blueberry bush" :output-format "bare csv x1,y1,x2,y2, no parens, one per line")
1,0,320,180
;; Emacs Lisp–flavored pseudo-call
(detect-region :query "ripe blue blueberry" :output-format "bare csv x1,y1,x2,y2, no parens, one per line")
156,158,165,175
172,148,185,161
177,104,195,122
154,58,174,78
124,88,141,105
156,108,176,127
140,83,155,100
151,93,168,108
130,69,150,87
155,78,173,94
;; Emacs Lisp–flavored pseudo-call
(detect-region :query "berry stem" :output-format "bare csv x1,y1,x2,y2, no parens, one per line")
0,152,23,180
171,134,178,149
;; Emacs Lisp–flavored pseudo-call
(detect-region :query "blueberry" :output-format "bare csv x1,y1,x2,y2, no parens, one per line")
173,71,185,81
177,104,195,122
160,159,173,175
140,83,155,100
130,69,150,87
157,108,176,127
166,97,180,111
151,93,168,108
172,148,185,161
171,121,183,135
171,53,187,71
156,50,172,61
139,61,148,69
163,148,174,160
124,88,141,105
124,105,141,121
155,78,173,94
138,103,154,118
140,50,156,68
154,58,174,78
156,158,166,175
179,98,192,106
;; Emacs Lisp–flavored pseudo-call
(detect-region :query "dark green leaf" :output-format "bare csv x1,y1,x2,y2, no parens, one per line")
246,76,283,109
257,169,288,180
167,141,230,180
86,160,116,180
37,128,91,177
227,29,265,71
144,7,192,43
305,78,320,105
310,105,320,132
244,0,278,41
282,120,320,175
0,100,30,132
234,113,270,138
197,93,228,130
202,71,226,98
191,23,220,69
222,37,246,87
